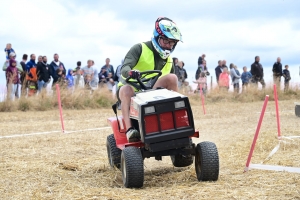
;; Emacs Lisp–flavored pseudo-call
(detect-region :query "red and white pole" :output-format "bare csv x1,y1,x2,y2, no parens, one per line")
56,84,65,133
273,84,281,139
199,84,206,115
244,95,269,172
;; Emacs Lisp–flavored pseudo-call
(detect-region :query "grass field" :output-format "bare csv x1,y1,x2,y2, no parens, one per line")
1,98,300,199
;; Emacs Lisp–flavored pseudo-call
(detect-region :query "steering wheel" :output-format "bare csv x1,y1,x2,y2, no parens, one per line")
125,70,162,90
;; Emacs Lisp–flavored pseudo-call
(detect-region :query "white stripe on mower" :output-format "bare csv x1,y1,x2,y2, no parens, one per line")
0,127,110,139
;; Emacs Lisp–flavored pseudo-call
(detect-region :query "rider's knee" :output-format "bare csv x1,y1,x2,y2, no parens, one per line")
119,85,134,99
167,74,178,84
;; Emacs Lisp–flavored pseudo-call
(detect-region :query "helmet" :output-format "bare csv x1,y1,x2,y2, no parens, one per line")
151,17,182,59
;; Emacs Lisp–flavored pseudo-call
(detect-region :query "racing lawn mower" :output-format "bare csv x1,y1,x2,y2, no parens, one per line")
107,70,219,188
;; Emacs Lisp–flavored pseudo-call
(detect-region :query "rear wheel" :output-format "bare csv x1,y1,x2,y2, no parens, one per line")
170,138,193,167
195,141,219,181
121,147,144,188
106,134,121,169
295,105,300,117
171,154,194,167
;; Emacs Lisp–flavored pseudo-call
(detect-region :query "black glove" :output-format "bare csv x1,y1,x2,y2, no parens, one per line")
128,70,140,79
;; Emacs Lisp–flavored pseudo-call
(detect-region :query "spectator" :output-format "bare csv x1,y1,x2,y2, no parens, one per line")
65,69,75,90
106,72,115,91
113,60,123,102
219,67,230,91
90,69,99,90
230,64,241,93
282,65,291,92
102,58,114,77
81,60,94,84
222,60,228,69
56,68,66,88
84,74,92,89
250,56,265,88
114,59,124,83
4,43,15,61
26,54,37,75
181,81,193,94
20,54,28,95
215,60,223,84
194,72,207,95
99,67,108,84
175,61,187,88
198,54,206,66
173,57,178,66
195,60,210,80
272,57,282,89
50,53,66,85
37,56,43,65
25,54,38,96
241,66,252,92
6,60,19,100
3,52,22,72
2,52,23,98
74,61,82,87
203,60,210,75
26,56,38,96
36,56,51,93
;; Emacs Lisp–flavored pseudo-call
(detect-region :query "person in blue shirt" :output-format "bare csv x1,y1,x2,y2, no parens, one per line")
4,43,15,60
26,54,37,78
66,69,74,90
282,65,291,92
241,66,252,92
102,58,114,77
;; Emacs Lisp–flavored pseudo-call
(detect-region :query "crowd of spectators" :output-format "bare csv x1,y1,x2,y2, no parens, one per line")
3,43,124,100
3,43,293,101
213,55,291,93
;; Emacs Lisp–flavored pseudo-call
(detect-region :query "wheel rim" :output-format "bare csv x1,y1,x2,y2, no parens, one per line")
195,151,201,174
122,155,126,184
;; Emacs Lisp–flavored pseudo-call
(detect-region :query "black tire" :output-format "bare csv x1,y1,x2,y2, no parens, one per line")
295,105,300,117
170,138,194,167
171,154,194,167
121,147,144,188
195,141,219,181
106,134,121,169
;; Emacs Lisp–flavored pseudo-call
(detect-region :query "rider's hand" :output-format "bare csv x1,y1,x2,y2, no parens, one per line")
128,70,140,79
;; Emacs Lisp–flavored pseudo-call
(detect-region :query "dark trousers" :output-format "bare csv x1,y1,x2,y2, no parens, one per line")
284,81,290,92
252,77,266,89
242,82,249,92
233,83,239,93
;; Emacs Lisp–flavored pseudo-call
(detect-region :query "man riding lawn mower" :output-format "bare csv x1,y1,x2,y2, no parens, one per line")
106,17,219,188
118,17,181,142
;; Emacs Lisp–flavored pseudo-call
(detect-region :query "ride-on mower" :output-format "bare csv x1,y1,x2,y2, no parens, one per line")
107,70,219,188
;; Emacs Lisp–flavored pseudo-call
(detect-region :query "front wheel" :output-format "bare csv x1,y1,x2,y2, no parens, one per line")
195,141,219,181
121,146,144,188
106,134,121,169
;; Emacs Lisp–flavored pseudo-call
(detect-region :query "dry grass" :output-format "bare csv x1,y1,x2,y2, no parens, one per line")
0,97,300,199
0,87,116,112
0,98,300,199
1,86,300,113
188,86,300,104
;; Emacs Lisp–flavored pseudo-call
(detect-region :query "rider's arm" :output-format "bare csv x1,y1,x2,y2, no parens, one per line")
121,43,142,78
